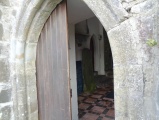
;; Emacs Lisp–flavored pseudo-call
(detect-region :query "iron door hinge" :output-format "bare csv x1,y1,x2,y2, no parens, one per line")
70,89,72,98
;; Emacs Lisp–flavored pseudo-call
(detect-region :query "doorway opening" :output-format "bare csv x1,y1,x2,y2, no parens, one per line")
67,0,114,120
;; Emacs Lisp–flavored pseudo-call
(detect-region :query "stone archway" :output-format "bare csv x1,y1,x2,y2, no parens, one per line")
1,0,159,120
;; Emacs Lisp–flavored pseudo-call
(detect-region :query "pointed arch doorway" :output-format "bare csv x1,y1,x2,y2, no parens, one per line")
36,0,115,120
34,0,145,119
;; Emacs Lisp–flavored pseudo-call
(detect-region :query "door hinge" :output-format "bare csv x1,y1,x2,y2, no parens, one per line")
70,89,72,98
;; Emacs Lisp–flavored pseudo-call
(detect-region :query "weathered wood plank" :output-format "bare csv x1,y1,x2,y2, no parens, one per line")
36,1,71,120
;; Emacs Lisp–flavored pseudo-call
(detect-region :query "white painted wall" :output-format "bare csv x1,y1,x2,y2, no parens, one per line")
68,24,78,120
98,23,105,75
75,17,105,75
68,18,105,120
87,17,100,73
67,0,95,24
75,43,83,61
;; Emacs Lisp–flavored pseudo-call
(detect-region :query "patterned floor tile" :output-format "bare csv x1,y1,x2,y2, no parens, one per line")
102,97,114,102
94,90,106,95
79,103,91,110
97,100,112,107
80,113,99,120
96,116,103,120
100,114,106,117
91,106,106,114
112,104,114,108
81,92,91,96
91,94,103,99
84,98,97,104
106,109,115,117
78,86,115,120
78,96,85,102
99,91,107,95
102,117,114,120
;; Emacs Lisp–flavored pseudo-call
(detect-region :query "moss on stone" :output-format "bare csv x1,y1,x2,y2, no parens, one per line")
82,48,96,93
146,39,157,47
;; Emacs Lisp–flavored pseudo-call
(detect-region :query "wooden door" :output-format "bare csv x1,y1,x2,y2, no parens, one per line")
36,1,71,120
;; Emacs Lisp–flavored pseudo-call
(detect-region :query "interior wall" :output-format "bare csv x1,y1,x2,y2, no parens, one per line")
68,24,78,120
98,23,105,75
104,30,113,71
75,17,105,75
69,17,105,120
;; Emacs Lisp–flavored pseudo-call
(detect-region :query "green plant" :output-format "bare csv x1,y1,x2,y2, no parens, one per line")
146,39,157,47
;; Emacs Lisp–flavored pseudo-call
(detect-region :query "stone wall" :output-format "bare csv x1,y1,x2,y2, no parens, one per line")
0,1,22,120
0,0,159,120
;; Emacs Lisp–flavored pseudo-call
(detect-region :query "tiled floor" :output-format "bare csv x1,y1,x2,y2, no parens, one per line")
78,86,114,120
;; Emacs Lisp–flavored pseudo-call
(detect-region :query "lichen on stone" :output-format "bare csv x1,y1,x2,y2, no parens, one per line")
146,39,157,47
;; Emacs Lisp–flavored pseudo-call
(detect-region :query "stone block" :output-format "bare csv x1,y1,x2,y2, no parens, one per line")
0,10,2,19
16,74,26,89
28,98,38,114
115,95,128,114
30,110,38,120
17,90,27,106
0,88,11,103
0,59,10,83
12,10,16,16
83,0,128,31
0,0,10,6
27,84,37,101
26,69,36,86
0,43,9,57
114,65,144,119
0,105,11,120
25,43,37,63
43,0,62,12
114,66,127,88
108,18,142,65
0,24,3,40
126,65,143,92
27,11,50,43
124,0,134,2
131,0,156,14
18,104,28,118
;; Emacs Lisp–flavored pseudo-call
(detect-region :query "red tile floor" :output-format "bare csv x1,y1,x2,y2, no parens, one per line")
78,86,115,120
